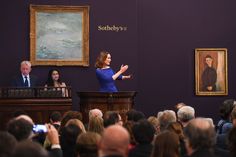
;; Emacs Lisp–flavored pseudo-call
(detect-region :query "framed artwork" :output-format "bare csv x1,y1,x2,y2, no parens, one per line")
30,5,89,66
195,48,228,96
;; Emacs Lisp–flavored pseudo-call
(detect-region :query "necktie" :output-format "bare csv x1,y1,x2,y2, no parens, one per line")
24,76,29,87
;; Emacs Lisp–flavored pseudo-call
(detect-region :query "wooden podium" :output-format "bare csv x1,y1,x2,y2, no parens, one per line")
77,91,137,123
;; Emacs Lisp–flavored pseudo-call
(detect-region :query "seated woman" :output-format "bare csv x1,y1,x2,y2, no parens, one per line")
45,69,68,97
95,51,131,92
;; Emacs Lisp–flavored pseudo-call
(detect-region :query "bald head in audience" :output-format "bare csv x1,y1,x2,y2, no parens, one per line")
15,114,34,125
98,125,130,157
184,118,216,156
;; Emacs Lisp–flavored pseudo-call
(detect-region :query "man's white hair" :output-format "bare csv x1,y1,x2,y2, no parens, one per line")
177,106,195,122
21,61,31,67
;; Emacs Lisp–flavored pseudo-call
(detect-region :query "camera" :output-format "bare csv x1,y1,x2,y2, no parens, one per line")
33,124,47,133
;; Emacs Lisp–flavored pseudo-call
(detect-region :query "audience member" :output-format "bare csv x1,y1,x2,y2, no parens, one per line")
216,99,235,134
45,69,68,97
89,108,103,119
132,111,145,122
175,102,186,111
60,124,82,157
0,131,17,157
50,111,62,131
65,119,86,133
104,111,123,127
126,109,138,122
231,106,236,127
177,105,195,127
12,140,49,157
216,99,235,150
123,121,136,149
7,118,33,141
76,132,101,157
98,125,130,157
228,127,236,157
88,116,104,135
151,131,180,157
11,60,38,87
184,118,217,157
60,111,83,131
147,116,160,135
45,124,63,157
158,110,176,132
129,120,155,157
15,114,34,125
167,122,186,156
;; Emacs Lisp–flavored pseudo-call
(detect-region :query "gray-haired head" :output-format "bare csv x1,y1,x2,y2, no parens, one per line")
177,106,195,123
20,61,32,76
158,110,176,132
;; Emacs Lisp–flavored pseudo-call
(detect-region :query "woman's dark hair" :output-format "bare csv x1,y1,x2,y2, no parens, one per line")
103,112,119,127
95,51,109,68
132,119,155,144
60,124,82,157
45,69,62,86
219,99,235,120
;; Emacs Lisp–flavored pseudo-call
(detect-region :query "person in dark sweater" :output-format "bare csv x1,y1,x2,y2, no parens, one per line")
129,120,155,157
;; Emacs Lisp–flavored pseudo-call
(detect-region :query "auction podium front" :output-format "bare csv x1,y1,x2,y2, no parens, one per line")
77,91,137,123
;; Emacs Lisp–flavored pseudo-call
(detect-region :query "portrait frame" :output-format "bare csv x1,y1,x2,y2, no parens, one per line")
30,5,89,66
195,48,228,96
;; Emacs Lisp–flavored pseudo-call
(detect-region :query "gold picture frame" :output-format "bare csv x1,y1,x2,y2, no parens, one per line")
195,48,228,96
30,5,89,66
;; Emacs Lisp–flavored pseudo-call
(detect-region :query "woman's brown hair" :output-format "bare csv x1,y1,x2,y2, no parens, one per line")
88,116,104,135
95,51,109,68
151,131,180,157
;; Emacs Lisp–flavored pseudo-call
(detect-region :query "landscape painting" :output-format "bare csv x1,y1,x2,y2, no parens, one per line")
30,5,89,66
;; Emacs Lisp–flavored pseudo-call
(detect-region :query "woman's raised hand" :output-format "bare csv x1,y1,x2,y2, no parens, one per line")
120,64,129,73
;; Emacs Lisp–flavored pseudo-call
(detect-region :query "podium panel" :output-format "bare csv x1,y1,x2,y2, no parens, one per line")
77,91,137,123
0,87,72,130
0,99,72,130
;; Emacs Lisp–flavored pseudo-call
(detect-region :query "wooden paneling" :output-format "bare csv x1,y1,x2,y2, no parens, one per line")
77,91,137,123
0,98,72,130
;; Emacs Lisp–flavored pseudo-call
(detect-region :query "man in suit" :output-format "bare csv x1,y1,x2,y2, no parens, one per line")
11,60,38,87
98,125,130,157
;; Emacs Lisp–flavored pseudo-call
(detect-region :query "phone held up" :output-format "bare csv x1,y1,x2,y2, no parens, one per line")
33,124,47,133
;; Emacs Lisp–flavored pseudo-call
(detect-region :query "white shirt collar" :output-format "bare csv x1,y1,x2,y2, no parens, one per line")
22,74,30,78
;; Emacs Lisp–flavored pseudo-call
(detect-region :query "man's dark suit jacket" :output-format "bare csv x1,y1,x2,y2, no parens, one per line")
11,74,38,87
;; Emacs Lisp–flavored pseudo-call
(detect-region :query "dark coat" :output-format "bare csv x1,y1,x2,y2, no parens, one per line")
11,74,38,87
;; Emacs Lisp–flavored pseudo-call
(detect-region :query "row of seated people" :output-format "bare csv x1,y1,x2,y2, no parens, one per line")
10,60,68,97
1,99,236,157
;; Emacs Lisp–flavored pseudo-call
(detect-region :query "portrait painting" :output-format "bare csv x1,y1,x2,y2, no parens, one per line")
30,5,89,66
195,48,228,95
